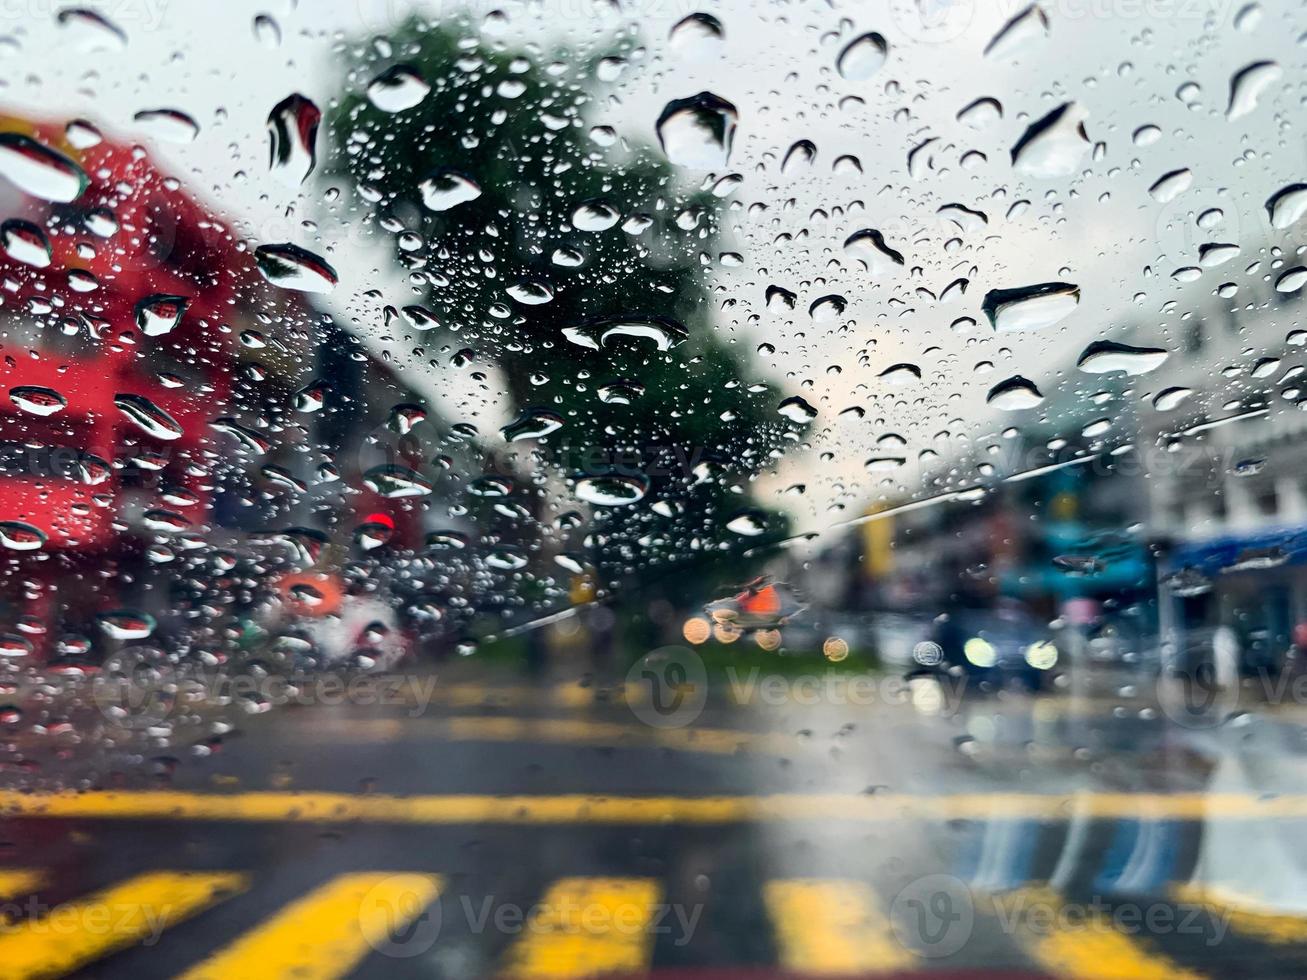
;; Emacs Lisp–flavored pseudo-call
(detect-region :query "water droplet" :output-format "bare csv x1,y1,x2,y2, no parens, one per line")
1053,555,1104,577
552,247,584,267
571,200,620,231
75,454,110,485
114,393,183,440
426,530,470,550
1149,167,1192,203
84,207,117,237
987,376,1044,410
387,404,426,435
843,229,905,276
97,609,156,640
9,385,66,416
401,305,441,331
267,94,320,187
669,13,724,60
1165,568,1210,596
1276,267,1307,293
134,294,189,337
982,282,1080,332
294,380,327,413
1153,386,1193,412
56,8,126,50
656,92,738,169
907,137,939,179
0,521,44,551
0,634,30,658
625,213,655,234
468,475,513,499
938,203,987,232
253,13,281,48
1266,184,1307,229
598,380,644,404
133,108,199,143
254,243,338,293
419,168,482,211
957,97,1002,128
836,32,888,80
0,133,87,202
64,119,101,149
363,464,433,498
1076,340,1169,375
832,155,861,175
984,4,1049,58
576,474,649,505
367,64,431,112
766,285,797,311
506,280,554,305
0,219,49,267
1011,102,1089,178
486,547,527,571
879,363,921,386
777,396,816,423
1198,242,1238,268
562,315,687,351
781,139,816,175
725,509,768,536
808,294,847,322
210,418,272,454
1226,60,1280,120
1235,2,1262,30
501,408,564,442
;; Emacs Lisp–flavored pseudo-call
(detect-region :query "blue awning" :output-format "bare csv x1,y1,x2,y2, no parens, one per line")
1170,524,1307,575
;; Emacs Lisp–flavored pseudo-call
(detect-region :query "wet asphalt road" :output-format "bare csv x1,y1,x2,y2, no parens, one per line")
4,661,1307,978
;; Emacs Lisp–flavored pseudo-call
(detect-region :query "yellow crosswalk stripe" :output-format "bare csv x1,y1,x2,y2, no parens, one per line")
1172,883,1307,945
988,886,1207,980
176,871,442,980
0,871,245,980
499,877,661,979
764,878,916,975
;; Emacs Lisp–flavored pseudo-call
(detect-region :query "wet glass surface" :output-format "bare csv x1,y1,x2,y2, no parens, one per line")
0,1,1304,977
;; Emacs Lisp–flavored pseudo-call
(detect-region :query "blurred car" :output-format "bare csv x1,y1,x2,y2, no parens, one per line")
932,606,1062,691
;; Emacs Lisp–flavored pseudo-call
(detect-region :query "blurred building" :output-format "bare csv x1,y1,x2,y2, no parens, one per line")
0,113,436,657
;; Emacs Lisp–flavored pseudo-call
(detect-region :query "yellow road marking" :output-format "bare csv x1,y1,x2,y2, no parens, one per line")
1172,883,1307,945
2,790,1307,825
764,879,914,975
498,877,661,979
281,716,796,755
0,870,44,899
177,872,442,980
444,717,793,755
0,871,245,980
439,683,598,709
988,887,1206,980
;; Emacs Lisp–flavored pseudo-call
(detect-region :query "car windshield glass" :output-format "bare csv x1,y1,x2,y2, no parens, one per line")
0,3,1305,978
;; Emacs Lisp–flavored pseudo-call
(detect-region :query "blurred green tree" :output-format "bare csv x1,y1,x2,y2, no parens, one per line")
324,19,788,619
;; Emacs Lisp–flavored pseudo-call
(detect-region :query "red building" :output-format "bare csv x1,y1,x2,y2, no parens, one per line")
0,112,302,653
